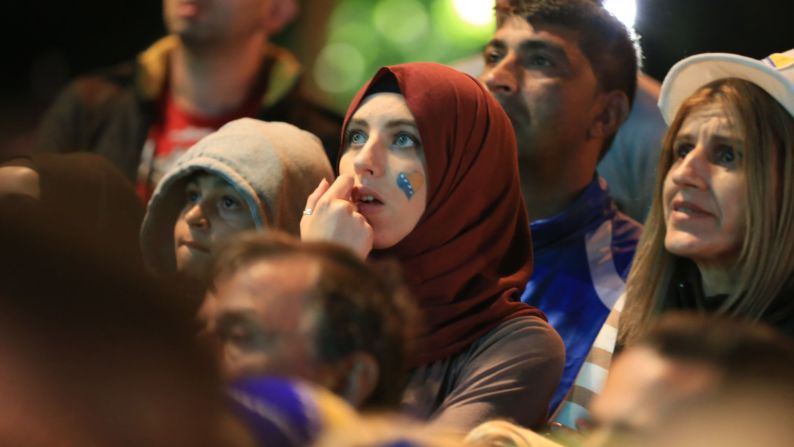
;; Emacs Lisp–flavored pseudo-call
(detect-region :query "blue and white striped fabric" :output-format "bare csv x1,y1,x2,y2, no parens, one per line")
521,176,641,420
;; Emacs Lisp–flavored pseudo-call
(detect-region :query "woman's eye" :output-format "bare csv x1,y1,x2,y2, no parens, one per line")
714,144,739,166
393,132,419,149
348,130,367,146
674,143,694,159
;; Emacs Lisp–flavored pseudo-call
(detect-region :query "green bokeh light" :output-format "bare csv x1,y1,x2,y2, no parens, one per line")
431,0,495,46
313,43,367,94
373,0,429,46
314,0,496,111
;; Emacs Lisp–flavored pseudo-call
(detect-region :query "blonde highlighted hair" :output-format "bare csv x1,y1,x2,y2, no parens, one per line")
619,78,794,346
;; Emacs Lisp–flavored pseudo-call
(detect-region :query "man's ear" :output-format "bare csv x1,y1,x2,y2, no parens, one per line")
589,90,630,141
264,0,299,36
333,352,379,409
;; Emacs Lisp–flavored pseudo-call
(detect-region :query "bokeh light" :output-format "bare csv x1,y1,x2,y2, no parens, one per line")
452,0,493,26
603,0,637,30
313,43,366,94
314,0,497,111
432,0,494,46
373,0,429,45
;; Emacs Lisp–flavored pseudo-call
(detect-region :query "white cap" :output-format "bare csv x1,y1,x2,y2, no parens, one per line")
658,49,794,124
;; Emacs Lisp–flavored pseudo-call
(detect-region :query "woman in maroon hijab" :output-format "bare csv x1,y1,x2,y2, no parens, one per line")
301,62,564,430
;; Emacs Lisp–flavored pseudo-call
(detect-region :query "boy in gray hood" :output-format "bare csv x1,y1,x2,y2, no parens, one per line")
141,118,333,278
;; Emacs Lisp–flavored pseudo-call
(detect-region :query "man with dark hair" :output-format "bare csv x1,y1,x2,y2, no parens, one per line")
480,0,643,425
205,231,416,410
586,313,794,444
35,0,341,202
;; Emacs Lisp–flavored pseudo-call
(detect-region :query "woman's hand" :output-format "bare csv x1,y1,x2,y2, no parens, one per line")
300,175,373,259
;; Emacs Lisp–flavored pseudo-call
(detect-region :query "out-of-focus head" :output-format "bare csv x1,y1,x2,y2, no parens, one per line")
206,231,416,409
590,313,794,444
0,212,225,446
481,0,637,161
621,50,794,345
0,153,146,273
163,0,298,46
141,118,333,278
627,384,794,447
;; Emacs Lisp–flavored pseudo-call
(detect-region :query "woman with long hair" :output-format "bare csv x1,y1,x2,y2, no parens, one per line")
619,49,794,345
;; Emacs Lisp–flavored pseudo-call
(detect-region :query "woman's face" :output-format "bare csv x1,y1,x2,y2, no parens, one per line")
662,102,747,269
339,92,428,249
173,173,256,276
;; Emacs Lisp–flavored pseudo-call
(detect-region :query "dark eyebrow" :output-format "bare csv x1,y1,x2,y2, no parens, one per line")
484,38,506,51
519,40,569,62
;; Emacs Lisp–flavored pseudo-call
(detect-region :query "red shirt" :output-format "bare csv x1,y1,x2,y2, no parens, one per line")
135,89,257,202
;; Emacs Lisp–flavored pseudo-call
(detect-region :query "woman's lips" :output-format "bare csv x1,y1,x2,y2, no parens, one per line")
671,199,713,218
352,185,385,216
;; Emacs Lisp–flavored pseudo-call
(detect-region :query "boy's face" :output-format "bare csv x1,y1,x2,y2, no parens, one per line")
173,173,256,278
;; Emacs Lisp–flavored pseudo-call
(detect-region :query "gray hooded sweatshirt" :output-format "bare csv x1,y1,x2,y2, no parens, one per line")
140,118,334,274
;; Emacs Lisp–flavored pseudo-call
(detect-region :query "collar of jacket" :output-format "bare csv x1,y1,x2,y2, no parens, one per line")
530,176,617,249
133,35,302,109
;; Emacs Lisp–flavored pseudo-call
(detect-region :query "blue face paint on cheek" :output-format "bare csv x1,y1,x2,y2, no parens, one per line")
397,172,415,199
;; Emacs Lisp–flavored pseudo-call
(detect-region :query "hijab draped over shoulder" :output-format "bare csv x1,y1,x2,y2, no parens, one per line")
343,62,545,365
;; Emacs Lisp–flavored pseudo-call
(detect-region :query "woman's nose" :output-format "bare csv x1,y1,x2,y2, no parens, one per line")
353,138,385,178
670,147,709,190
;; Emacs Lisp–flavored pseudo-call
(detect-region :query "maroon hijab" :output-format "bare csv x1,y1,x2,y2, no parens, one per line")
342,62,545,365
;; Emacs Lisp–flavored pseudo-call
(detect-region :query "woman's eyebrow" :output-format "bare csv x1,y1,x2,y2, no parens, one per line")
348,118,369,129
673,132,695,141
710,134,743,144
384,119,418,130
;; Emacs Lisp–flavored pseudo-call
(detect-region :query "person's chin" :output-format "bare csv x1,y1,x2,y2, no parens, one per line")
176,251,211,278
495,99,529,124
372,229,403,250
664,232,706,259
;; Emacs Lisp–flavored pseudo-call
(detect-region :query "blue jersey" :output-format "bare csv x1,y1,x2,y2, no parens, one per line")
521,177,641,413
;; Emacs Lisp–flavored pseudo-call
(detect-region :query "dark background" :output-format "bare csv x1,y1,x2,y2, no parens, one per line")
1,0,790,154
